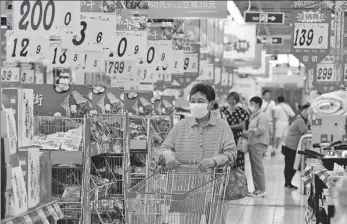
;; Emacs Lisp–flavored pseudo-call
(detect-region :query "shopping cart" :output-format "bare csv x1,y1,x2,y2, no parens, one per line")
126,165,230,224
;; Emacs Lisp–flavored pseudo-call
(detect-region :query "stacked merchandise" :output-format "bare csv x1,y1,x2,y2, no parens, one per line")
1,88,63,224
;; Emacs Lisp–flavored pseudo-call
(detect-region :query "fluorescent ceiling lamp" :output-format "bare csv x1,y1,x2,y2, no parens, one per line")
227,1,245,25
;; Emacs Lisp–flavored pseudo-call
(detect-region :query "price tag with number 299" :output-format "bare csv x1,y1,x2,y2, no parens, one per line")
316,63,335,82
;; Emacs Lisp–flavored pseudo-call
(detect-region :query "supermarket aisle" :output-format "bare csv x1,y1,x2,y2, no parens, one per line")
226,153,306,224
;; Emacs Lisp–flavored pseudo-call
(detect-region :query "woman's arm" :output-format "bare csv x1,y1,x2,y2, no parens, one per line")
230,122,245,130
213,122,237,166
249,114,267,136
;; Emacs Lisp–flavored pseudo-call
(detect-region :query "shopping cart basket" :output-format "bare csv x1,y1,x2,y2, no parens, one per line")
126,165,230,224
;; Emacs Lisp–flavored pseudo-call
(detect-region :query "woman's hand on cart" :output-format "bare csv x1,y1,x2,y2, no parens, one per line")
198,158,217,172
163,150,179,169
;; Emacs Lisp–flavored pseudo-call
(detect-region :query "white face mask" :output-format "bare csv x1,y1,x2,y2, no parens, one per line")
249,106,257,113
190,103,209,119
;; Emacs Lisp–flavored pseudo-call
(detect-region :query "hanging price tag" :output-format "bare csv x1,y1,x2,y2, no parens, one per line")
30,36,50,62
47,46,69,66
293,23,329,50
106,60,135,77
316,63,335,82
111,31,147,61
136,65,154,82
6,32,32,62
183,53,198,73
20,69,35,83
54,1,81,35
172,50,184,73
147,40,173,67
35,72,44,84
1,67,20,82
68,51,86,68
37,208,49,224
13,0,80,35
85,51,105,71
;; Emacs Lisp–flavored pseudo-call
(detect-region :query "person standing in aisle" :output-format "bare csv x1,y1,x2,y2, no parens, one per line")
162,83,237,224
261,90,276,156
220,92,250,171
273,96,295,157
282,104,311,190
245,96,269,197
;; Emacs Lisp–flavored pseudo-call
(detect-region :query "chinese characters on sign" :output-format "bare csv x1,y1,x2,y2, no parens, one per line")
147,1,227,19
291,9,335,93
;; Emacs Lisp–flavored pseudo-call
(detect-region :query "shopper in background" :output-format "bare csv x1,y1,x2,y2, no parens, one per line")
282,104,311,190
220,92,250,171
332,176,347,224
211,102,225,119
162,83,237,224
244,96,269,197
261,90,276,156
273,96,295,157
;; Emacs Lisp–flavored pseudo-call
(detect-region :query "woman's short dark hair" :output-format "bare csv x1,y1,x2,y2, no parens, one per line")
250,96,263,108
227,92,240,103
190,83,215,102
277,96,285,103
262,90,270,96
212,103,219,110
301,104,311,111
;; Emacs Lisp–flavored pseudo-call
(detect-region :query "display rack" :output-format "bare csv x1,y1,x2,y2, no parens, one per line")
33,113,129,224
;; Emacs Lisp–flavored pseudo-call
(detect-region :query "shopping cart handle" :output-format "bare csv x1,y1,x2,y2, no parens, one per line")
312,143,321,148
329,140,342,148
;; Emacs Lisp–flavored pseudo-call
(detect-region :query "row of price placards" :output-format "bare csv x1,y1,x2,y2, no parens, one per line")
6,1,201,89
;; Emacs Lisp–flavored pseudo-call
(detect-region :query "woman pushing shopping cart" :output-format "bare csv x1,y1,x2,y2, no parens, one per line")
127,84,244,224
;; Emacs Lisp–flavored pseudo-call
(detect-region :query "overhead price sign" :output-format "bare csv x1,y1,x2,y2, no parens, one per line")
244,12,284,24
292,9,331,66
110,10,148,62
256,36,283,45
13,0,80,35
147,1,228,19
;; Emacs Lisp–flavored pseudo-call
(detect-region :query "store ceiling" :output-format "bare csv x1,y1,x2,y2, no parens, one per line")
234,0,294,55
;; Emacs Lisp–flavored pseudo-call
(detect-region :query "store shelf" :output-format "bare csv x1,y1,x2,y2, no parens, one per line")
2,200,63,224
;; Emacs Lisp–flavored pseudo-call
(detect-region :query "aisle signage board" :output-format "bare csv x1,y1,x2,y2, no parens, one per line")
244,12,284,24
256,36,283,45
291,9,331,67
147,1,228,19
13,0,80,35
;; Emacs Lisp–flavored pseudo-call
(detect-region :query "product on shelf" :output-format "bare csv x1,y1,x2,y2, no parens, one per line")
3,88,34,148
61,91,92,118
11,166,28,216
18,147,41,209
39,151,52,203
1,109,17,154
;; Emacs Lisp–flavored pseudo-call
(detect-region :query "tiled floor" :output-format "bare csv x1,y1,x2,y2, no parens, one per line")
226,152,306,224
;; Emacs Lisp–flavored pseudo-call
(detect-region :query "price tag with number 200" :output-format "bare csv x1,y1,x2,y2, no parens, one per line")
316,63,335,82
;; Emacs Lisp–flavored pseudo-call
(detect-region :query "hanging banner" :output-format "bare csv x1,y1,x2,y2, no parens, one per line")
223,21,257,67
13,0,80,35
147,1,228,19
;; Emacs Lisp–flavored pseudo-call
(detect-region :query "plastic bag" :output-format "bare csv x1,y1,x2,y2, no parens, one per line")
236,137,248,153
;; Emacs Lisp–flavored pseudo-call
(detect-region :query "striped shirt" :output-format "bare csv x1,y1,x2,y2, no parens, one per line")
161,113,237,166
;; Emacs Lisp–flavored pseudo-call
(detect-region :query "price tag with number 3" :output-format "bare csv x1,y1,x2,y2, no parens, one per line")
316,63,335,82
